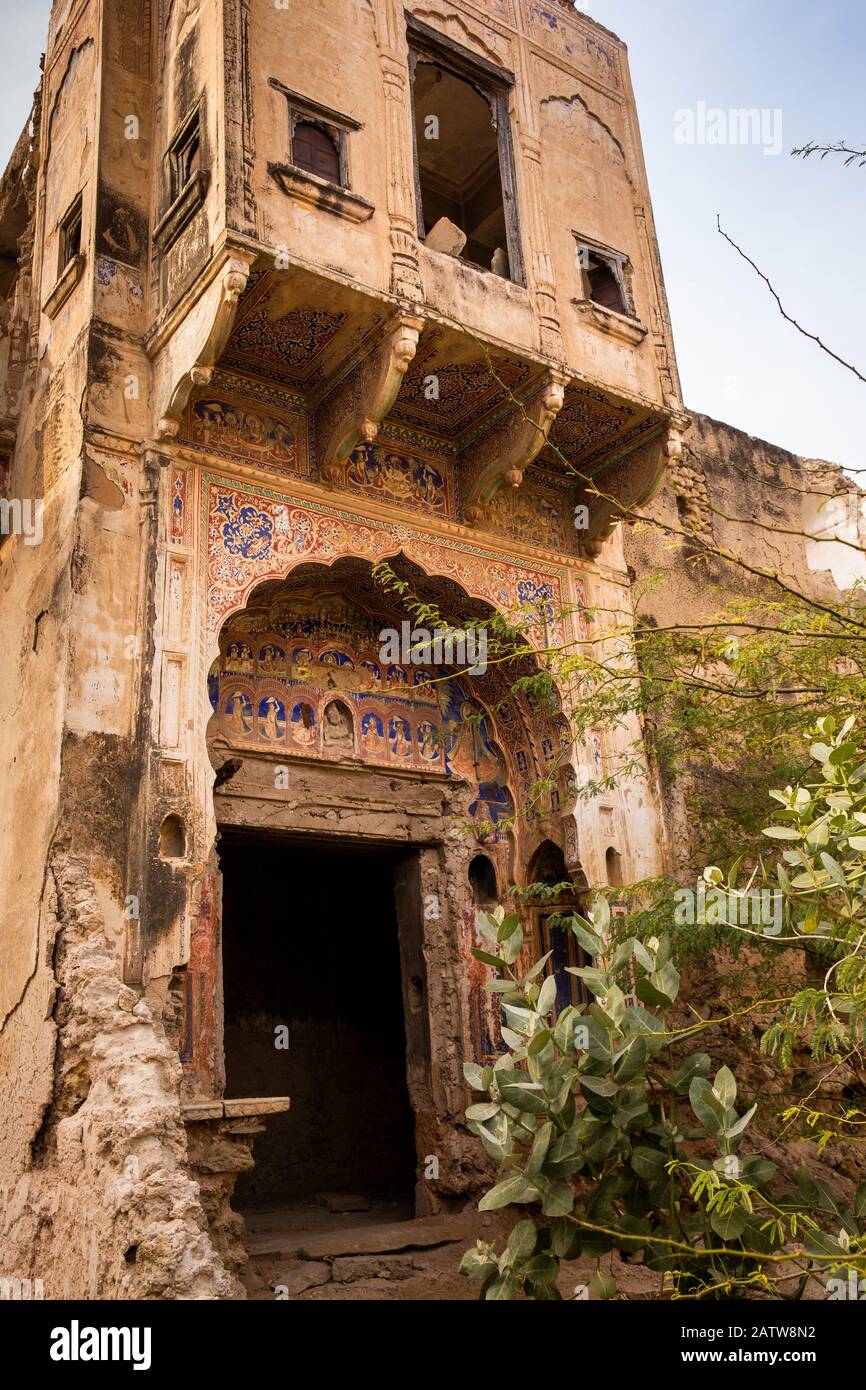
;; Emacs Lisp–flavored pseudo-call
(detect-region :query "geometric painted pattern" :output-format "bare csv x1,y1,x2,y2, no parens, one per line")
200,471,577,651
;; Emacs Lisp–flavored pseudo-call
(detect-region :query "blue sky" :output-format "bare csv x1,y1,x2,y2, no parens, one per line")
1,0,863,471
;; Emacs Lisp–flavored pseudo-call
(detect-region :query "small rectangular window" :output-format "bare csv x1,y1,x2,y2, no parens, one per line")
575,236,636,318
170,113,201,202
270,83,359,191
59,195,83,272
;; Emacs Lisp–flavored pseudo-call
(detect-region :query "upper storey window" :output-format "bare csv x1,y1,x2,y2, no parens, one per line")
59,194,83,272
170,112,202,202
407,16,524,285
292,122,341,183
574,235,636,319
266,82,374,224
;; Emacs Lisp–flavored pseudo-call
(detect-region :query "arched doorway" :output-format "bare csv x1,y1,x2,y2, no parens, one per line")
193,556,573,1214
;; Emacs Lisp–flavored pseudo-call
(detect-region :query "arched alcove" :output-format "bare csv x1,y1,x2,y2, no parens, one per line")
469,852,498,908
159,813,185,860
606,846,624,887
525,839,588,1013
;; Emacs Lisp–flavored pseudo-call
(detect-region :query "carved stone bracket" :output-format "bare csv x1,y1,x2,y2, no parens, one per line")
149,248,256,441
462,368,567,524
316,313,424,484
578,418,688,556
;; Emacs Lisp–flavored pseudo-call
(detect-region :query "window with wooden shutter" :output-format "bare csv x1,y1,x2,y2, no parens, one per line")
292,122,341,184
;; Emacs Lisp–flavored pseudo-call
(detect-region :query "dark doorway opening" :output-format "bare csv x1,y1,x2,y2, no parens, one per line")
219,832,418,1209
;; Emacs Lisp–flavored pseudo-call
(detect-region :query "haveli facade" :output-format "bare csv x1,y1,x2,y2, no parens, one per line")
0,0,769,1298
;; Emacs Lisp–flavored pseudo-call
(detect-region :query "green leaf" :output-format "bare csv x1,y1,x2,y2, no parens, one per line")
672,1053,711,1093
632,940,655,972
762,826,802,841
536,974,558,1017
742,1157,776,1186
589,1267,617,1300
524,951,553,983
710,1206,747,1241
537,1175,574,1217
689,1077,724,1134
550,1216,579,1259
527,1121,553,1176
479,1172,531,1211
635,975,673,1008
613,1036,648,1085
506,1219,538,1263
829,742,857,766
466,1102,500,1122
591,894,611,935
459,1245,497,1280
502,928,525,966
471,948,508,969
484,1272,518,1300
631,1146,668,1182
463,1062,484,1090
496,913,522,942
714,1065,737,1109
725,1102,757,1139
571,920,605,957
820,852,849,889
580,1074,620,1098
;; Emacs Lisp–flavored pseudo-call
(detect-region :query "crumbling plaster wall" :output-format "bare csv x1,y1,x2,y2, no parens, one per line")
623,409,866,879
1,0,239,1300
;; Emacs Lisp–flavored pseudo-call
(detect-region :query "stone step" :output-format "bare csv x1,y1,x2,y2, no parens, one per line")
247,1213,468,1261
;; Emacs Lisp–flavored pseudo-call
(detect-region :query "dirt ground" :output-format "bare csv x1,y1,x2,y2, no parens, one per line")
239,1197,665,1302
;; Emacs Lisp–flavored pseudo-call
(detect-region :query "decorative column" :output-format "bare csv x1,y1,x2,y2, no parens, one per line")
374,0,424,303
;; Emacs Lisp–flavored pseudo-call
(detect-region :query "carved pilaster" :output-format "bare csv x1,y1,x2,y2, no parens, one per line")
462,369,566,523
379,43,424,303
518,132,564,359
316,313,424,482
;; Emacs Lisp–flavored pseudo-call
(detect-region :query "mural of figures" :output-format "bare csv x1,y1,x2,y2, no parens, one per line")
171,472,185,542
290,702,317,747
417,721,441,764
344,442,449,515
258,695,286,741
209,592,566,836
188,395,304,476
258,643,285,671
389,717,413,759
225,641,254,672
360,660,381,688
225,692,253,737
322,700,355,754
591,732,603,776
361,711,386,755
469,779,514,841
